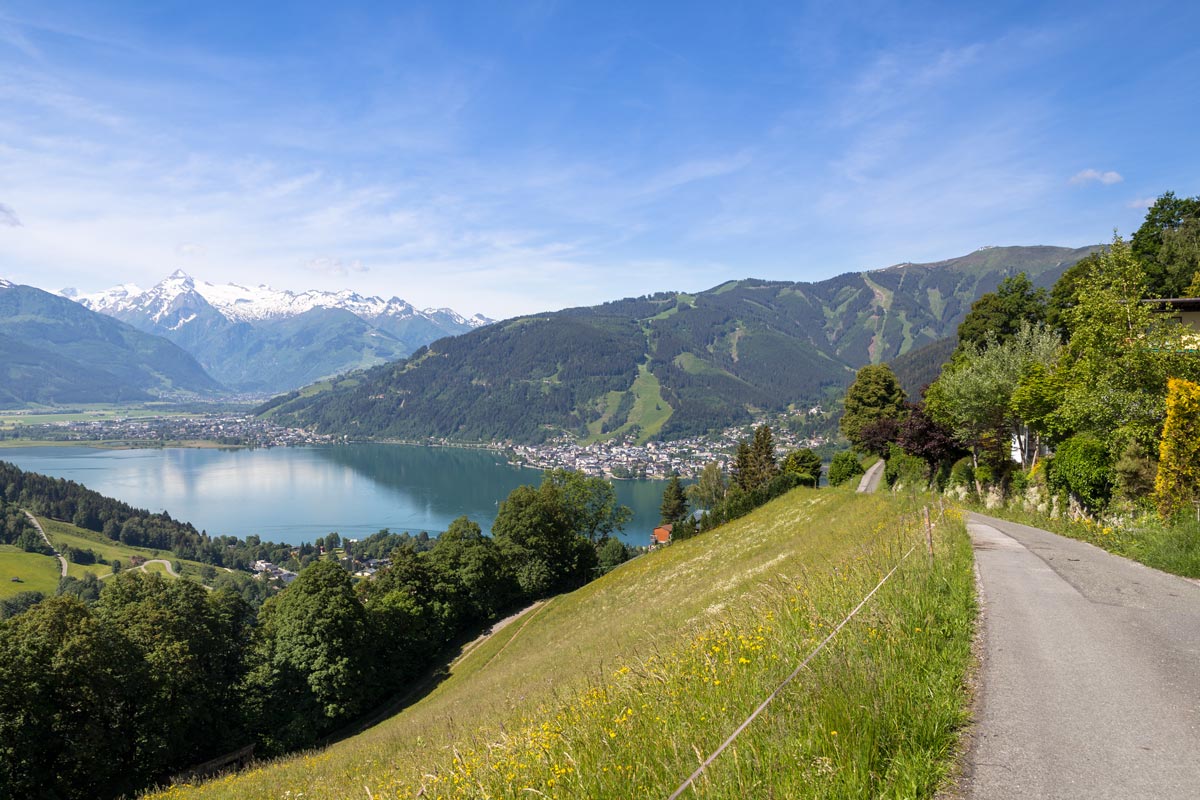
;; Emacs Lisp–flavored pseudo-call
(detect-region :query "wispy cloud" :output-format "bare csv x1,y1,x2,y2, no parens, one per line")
1070,168,1123,185
0,202,20,227
1126,196,1156,209
304,257,368,277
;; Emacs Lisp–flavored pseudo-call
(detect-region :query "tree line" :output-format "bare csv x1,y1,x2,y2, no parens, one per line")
655,425,826,541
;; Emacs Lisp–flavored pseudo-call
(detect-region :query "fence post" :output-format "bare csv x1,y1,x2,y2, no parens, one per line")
923,505,934,565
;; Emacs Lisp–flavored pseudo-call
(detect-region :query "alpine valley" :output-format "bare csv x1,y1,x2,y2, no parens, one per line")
60,272,491,394
260,244,1100,444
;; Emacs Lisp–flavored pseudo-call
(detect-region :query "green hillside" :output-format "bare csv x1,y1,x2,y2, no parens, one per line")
0,545,61,597
153,488,975,799
261,245,1098,443
0,282,221,405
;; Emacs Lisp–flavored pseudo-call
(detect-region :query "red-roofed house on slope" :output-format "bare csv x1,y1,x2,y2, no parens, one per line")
651,523,673,548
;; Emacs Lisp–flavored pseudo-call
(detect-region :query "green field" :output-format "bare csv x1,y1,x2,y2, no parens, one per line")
151,488,975,799
0,545,61,598
0,404,193,430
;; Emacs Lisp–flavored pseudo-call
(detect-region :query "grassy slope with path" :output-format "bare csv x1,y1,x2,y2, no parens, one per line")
151,488,975,800
37,517,213,582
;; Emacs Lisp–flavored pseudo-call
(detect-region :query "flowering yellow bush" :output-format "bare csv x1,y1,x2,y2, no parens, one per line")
1156,377,1200,519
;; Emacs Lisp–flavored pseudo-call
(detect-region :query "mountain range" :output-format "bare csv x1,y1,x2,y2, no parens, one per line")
0,279,219,406
60,272,491,393
260,245,1099,443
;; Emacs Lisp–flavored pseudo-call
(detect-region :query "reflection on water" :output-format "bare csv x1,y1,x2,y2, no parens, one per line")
0,444,670,545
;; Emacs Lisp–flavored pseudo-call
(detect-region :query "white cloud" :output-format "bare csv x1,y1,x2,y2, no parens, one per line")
0,202,19,226
1126,196,1156,209
1070,168,1123,185
176,242,207,257
303,257,368,277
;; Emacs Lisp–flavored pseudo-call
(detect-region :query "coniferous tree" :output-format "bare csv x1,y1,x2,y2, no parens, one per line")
731,439,754,492
749,425,779,489
659,474,688,526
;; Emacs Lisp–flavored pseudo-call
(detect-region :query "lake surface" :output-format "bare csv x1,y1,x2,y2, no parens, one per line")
0,444,673,546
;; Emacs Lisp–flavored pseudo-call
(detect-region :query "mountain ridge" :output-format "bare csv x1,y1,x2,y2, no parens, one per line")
0,281,221,406
60,272,493,393
262,244,1100,443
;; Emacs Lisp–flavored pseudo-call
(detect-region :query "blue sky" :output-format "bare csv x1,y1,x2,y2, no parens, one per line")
0,1,1197,318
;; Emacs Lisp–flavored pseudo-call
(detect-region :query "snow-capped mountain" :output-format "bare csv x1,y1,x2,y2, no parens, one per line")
59,271,493,394
67,270,491,328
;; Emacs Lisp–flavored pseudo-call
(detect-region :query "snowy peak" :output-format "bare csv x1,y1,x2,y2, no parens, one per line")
0,278,12,289
62,273,490,329
421,308,492,328
68,283,145,315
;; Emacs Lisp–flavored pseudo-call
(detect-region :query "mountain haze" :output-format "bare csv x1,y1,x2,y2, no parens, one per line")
0,280,221,406
262,245,1099,442
63,272,491,393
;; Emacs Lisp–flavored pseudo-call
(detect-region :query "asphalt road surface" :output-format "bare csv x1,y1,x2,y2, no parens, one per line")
856,459,885,493
965,512,1200,799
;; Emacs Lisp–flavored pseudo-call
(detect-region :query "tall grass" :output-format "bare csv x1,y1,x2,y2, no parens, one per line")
148,490,975,799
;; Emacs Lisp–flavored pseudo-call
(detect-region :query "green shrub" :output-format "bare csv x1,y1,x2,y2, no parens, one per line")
828,451,865,487
948,457,974,489
1113,441,1157,503
884,443,926,489
1048,434,1113,512
1009,469,1029,497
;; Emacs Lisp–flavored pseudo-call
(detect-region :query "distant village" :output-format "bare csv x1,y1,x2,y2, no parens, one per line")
2,414,334,448
507,409,833,479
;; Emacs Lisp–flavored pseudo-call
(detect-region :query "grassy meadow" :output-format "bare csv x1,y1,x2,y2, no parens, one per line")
149,488,975,799
0,544,61,596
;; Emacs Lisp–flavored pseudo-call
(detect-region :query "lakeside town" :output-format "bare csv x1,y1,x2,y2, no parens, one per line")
1,406,838,478
506,419,833,479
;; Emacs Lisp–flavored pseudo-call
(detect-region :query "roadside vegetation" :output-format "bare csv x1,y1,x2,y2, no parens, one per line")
853,191,1200,579
147,488,974,800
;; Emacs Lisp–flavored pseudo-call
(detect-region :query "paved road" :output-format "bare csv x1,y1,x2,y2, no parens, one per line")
23,511,67,577
965,512,1200,799
856,459,885,493
140,558,181,578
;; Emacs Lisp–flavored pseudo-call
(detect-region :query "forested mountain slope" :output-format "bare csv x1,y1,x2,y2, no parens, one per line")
261,245,1098,442
0,280,220,405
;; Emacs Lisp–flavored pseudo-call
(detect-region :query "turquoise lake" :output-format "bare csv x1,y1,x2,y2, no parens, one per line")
0,444,673,546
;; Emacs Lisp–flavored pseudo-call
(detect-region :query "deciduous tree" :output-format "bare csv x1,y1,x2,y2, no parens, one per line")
687,461,727,510
840,364,907,453
781,448,822,487
956,272,1048,352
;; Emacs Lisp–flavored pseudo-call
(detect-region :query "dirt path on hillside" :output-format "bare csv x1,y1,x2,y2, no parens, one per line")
139,558,181,577
24,511,67,577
